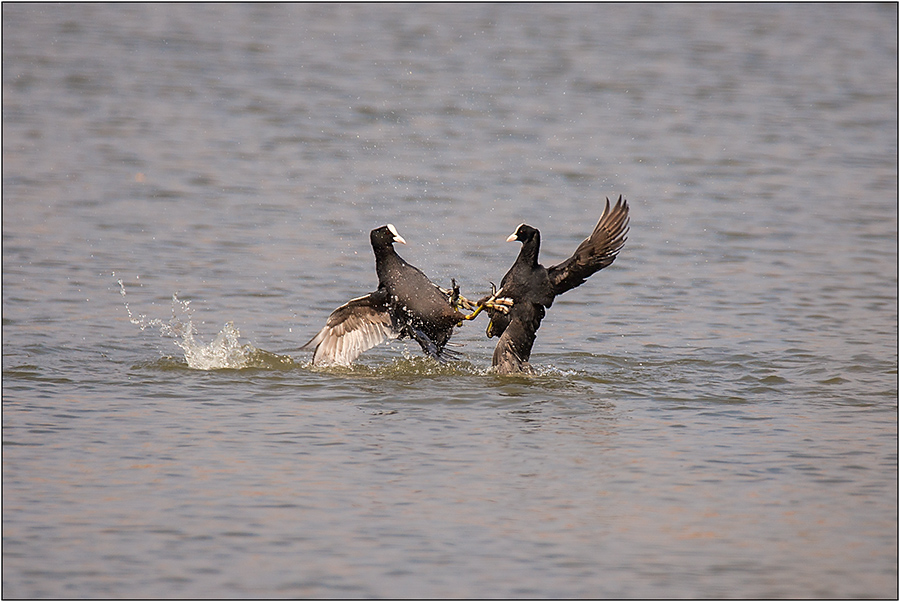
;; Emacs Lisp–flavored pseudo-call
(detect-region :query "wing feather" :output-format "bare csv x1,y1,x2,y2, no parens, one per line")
301,291,395,366
547,195,630,296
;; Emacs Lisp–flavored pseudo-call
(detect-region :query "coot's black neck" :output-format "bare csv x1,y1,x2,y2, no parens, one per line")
517,230,541,268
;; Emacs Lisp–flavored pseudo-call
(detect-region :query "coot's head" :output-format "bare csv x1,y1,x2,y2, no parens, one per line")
371,224,407,248
506,223,539,244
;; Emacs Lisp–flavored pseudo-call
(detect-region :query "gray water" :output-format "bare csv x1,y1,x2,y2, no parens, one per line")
3,3,897,599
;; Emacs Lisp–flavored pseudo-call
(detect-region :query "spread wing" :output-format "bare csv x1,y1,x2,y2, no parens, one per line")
547,195,629,296
301,289,395,366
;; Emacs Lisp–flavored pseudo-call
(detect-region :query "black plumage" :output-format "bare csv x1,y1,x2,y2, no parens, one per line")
484,196,630,374
302,224,468,366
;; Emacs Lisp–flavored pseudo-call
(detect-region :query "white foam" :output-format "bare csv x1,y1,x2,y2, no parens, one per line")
118,279,265,370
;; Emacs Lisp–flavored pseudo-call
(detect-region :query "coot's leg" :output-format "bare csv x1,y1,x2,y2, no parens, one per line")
407,326,459,363
458,286,509,321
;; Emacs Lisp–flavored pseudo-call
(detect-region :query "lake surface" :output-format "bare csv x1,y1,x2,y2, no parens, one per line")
3,3,897,598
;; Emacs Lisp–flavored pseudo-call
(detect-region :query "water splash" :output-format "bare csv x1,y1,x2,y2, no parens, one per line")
117,278,294,370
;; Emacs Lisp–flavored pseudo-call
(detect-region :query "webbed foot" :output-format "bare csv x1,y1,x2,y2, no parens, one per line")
459,285,506,321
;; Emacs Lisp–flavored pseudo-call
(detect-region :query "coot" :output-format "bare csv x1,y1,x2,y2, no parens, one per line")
302,224,491,366
484,196,630,374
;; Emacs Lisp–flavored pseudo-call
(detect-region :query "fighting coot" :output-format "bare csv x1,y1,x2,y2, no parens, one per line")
302,224,494,366
484,196,630,374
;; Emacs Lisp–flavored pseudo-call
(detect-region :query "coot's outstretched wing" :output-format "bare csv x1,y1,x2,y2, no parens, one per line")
301,289,395,366
547,195,630,296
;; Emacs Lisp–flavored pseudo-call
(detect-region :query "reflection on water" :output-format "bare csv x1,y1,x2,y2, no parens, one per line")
2,3,896,599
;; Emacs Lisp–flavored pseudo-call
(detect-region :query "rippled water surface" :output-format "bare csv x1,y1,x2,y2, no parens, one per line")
3,4,897,599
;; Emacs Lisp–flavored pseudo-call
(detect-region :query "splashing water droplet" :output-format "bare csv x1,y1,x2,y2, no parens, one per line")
117,279,294,370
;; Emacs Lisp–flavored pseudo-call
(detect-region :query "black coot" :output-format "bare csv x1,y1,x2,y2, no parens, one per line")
302,224,483,366
484,196,630,374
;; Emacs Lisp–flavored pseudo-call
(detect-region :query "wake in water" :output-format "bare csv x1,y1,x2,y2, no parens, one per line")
117,278,294,370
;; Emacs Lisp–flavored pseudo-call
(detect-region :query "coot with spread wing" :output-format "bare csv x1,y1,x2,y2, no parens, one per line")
484,196,630,374
302,224,492,366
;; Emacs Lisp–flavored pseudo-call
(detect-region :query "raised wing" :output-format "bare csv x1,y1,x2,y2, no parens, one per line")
301,290,395,366
547,195,629,296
